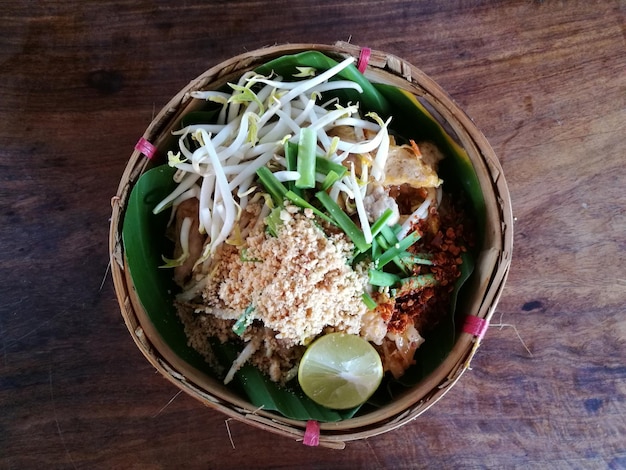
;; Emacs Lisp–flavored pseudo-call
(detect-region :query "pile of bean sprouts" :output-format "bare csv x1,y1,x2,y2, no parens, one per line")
154,56,437,273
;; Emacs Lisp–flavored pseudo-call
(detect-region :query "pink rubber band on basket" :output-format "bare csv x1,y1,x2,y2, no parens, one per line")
303,420,320,447
357,47,371,73
463,315,489,340
135,137,157,160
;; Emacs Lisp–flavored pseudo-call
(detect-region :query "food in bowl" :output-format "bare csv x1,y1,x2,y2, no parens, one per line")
143,53,476,410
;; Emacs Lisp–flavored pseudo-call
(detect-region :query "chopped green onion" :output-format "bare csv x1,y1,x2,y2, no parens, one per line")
371,237,382,260
391,223,403,236
397,229,422,251
379,224,399,246
349,249,369,266
285,141,298,171
315,190,369,253
284,142,302,196
373,234,411,274
396,274,439,297
265,206,283,237
315,157,347,178
295,127,317,189
361,292,378,310
376,246,405,270
232,304,255,336
321,170,341,191
375,233,390,251
375,230,422,269
370,208,395,238
398,252,434,271
368,269,400,287
256,166,288,206
284,190,336,226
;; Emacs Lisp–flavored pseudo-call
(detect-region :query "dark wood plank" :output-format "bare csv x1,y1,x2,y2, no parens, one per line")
1,0,625,468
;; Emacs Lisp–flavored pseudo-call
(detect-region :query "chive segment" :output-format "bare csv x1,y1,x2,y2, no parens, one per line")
256,166,288,206
233,304,255,336
284,141,300,194
315,157,347,178
379,224,399,246
265,206,283,237
368,269,400,287
396,273,439,297
361,292,378,310
375,230,422,269
315,190,369,252
285,141,298,172
321,170,341,191
369,208,395,238
285,190,336,226
397,252,434,271
295,127,317,189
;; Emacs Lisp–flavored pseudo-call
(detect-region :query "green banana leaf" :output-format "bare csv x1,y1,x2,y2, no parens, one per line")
255,50,392,117
123,165,358,422
121,51,486,422
122,165,201,365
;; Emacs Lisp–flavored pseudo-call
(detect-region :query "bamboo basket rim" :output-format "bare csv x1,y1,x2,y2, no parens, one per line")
109,41,513,449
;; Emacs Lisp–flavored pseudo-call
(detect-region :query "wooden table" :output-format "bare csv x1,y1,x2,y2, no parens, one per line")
1,1,624,468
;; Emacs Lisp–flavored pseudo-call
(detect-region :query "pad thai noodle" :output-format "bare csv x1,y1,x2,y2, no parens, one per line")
154,56,473,389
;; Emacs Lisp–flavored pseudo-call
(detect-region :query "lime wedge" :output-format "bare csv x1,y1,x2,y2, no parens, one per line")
297,333,383,410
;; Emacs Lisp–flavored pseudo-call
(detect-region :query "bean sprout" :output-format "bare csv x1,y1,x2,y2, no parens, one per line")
156,56,401,264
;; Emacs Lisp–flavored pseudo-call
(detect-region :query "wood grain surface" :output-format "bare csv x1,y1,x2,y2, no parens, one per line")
1,1,625,468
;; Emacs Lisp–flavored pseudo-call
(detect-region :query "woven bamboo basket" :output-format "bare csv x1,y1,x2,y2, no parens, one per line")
109,42,513,449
